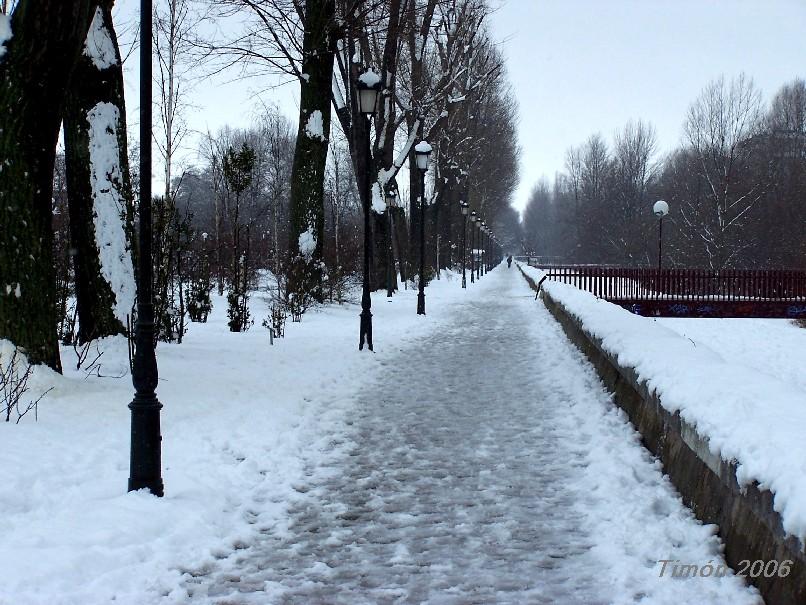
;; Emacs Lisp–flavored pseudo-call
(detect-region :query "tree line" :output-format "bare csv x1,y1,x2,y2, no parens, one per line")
523,75,806,271
0,0,521,374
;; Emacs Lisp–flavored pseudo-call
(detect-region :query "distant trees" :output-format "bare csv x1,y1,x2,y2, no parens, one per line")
522,74,806,271
0,0,523,374
202,0,522,303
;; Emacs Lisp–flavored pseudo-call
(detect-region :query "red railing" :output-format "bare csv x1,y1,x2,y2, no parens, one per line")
530,263,806,303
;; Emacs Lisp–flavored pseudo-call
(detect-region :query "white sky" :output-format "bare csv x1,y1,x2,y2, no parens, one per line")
117,0,806,212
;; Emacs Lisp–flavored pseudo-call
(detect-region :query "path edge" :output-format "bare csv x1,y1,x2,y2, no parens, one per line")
516,264,806,605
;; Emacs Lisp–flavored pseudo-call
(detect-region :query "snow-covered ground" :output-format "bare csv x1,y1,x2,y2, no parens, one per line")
2,268,759,604
657,317,806,394
1,275,469,605
520,261,806,545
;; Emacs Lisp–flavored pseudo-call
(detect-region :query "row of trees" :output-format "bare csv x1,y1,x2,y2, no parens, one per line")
523,75,806,270
0,0,522,373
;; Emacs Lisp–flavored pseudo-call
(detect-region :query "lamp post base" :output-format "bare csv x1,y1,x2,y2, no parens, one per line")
359,309,373,351
128,393,164,497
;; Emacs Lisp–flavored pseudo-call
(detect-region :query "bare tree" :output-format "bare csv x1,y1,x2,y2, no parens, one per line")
683,74,765,269
154,0,203,201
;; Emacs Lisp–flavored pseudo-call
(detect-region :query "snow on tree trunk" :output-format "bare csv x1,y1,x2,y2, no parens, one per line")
286,0,335,305
0,0,95,372
64,2,135,343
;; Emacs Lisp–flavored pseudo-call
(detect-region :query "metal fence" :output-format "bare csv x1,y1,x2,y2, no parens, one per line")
527,261,806,318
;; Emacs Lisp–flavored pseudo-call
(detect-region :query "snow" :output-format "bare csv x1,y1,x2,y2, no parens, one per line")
83,7,117,70
303,109,325,141
520,262,806,543
370,181,385,214
658,318,806,394
192,268,757,604
0,14,11,60
0,269,760,603
297,227,316,259
414,140,433,154
86,102,136,327
358,69,381,88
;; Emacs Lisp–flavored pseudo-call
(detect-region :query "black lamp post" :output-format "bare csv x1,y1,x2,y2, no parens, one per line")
129,0,163,497
470,211,476,284
357,69,381,351
460,201,468,288
414,140,432,315
385,184,398,299
480,221,486,276
653,200,669,270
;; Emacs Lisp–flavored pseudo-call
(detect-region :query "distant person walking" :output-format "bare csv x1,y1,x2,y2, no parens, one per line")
507,255,513,268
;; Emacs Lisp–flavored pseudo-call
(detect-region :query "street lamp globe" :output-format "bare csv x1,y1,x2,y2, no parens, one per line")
653,200,669,218
414,140,432,172
357,69,382,115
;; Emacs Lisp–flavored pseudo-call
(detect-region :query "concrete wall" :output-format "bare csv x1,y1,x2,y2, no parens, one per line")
517,266,806,604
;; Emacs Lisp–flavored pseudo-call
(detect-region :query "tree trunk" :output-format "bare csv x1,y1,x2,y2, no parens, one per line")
64,1,135,343
287,0,334,303
0,0,95,371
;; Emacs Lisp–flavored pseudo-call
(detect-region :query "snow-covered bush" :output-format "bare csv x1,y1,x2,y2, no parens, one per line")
187,266,213,323
261,303,286,342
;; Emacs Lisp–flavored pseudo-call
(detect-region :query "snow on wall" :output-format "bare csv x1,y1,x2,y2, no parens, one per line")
0,14,11,60
83,7,117,70
304,110,325,141
87,102,136,327
298,227,317,260
519,262,806,543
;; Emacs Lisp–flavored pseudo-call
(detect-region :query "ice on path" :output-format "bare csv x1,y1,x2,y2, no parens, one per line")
190,269,759,604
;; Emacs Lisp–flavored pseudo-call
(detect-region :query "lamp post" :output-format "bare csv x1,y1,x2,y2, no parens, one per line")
480,222,486,276
357,69,382,351
129,0,163,497
653,200,669,270
470,211,477,284
414,141,432,315
475,217,481,281
385,185,398,299
460,201,468,288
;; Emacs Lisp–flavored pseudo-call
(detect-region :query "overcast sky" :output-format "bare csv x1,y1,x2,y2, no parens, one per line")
118,0,806,213
489,0,806,210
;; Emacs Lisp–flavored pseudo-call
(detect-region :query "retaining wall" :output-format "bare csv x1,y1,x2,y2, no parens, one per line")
517,265,806,605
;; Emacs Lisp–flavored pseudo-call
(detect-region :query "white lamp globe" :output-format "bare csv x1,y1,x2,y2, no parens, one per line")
653,200,669,217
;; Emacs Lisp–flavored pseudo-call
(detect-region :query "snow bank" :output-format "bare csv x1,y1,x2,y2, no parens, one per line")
520,262,806,543
87,101,136,327
83,7,117,70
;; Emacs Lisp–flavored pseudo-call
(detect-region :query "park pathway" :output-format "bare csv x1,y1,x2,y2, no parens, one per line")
192,267,759,605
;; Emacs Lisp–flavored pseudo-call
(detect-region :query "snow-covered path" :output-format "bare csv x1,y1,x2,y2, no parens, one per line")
193,268,759,605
